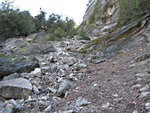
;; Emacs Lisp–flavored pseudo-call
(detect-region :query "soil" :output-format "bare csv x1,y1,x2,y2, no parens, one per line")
52,41,150,112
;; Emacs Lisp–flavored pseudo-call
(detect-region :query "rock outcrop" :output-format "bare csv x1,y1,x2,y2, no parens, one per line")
80,0,150,63
82,0,118,37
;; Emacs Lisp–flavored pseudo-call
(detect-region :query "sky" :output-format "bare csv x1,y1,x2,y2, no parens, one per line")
1,0,89,25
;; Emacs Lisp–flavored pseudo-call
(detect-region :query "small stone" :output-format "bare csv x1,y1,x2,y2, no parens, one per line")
0,108,13,113
67,73,78,81
136,78,142,82
41,66,50,71
4,99,17,109
32,85,40,94
102,103,110,109
0,102,4,107
129,64,136,68
139,85,149,92
132,110,138,113
145,102,150,110
113,94,119,97
44,105,52,112
58,69,65,76
93,83,98,87
41,62,47,66
140,92,150,98
132,84,142,89
136,73,145,77
48,87,57,94
76,97,91,107
59,110,74,113
32,68,41,77
57,79,73,97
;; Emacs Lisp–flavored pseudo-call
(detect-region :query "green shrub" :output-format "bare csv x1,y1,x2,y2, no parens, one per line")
48,34,55,41
118,0,150,25
79,30,90,40
68,28,78,37
53,27,67,38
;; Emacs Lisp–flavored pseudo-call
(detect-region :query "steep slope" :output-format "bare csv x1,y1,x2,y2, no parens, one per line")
81,0,118,37
80,0,150,63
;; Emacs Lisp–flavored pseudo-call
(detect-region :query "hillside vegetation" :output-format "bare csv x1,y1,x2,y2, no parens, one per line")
0,0,77,40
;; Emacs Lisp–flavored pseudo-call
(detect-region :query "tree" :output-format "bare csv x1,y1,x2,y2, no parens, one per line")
0,0,35,39
34,8,47,32
0,0,14,12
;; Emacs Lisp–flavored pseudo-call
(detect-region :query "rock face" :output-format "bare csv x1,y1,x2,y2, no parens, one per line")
0,78,32,99
82,0,118,37
82,13,150,63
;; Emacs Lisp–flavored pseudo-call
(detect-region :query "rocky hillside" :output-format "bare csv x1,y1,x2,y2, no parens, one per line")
0,0,149,113
80,0,150,64
82,0,118,37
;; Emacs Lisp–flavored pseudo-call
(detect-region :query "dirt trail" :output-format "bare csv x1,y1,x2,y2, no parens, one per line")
53,41,150,113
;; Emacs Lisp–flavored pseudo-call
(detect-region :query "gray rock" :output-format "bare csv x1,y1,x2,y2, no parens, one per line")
139,85,149,92
132,110,138,113
59,110,74,113
4,99,17,109
139,92,150,98
145,102,150,110
92,58,107,64
41,44,56,53
3,73,20,80
44,105,52,113
132,84,142,90
0,78,32,99
0,56,39,78
57,79,73,97
102,102,110,109
76,97,91,107
0,107,13,113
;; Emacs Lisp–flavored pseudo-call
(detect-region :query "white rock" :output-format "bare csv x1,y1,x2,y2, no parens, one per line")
48,87,57,94
33,68,41,77
102,103,110,109
145,102,150,110
132,110,138,113
145,102,150,107
93,83,98,87
113,94,119,97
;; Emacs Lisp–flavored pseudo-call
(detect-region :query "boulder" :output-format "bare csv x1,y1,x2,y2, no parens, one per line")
0,56,39,78
0,78,32,99
0,108,13,113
